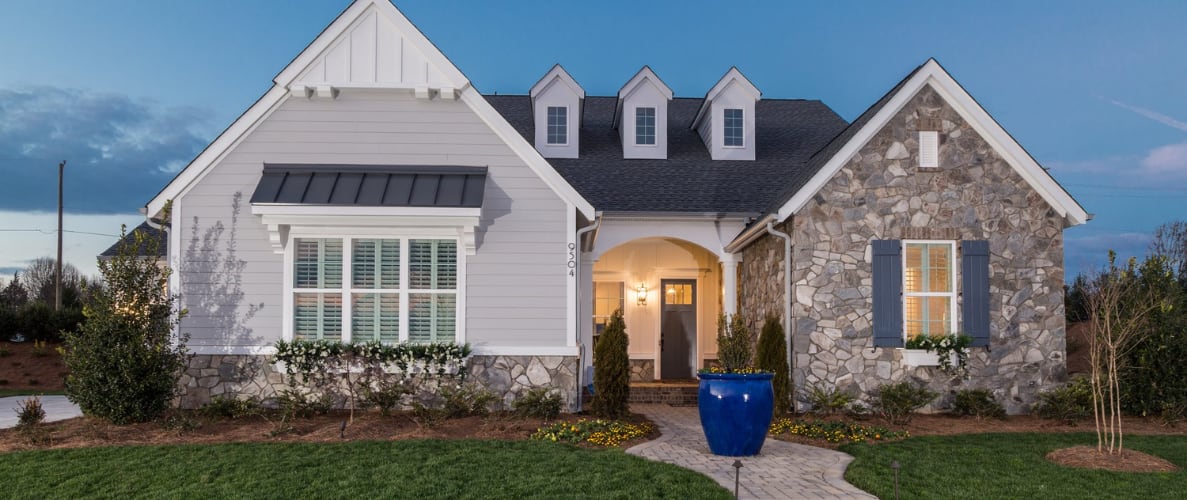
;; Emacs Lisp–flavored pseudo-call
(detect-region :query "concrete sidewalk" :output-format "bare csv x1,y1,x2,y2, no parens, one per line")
627,404,875,499
0,395,83,429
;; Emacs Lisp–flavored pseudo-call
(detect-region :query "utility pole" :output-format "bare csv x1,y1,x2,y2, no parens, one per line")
56,160,65,312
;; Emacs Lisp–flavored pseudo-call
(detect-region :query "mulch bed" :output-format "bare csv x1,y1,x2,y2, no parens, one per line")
1047,445,1180,472
0,409,657,453
0,341,67,391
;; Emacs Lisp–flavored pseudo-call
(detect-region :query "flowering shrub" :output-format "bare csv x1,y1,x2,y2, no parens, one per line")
273,340,472,382
905,333,972,377
532,419,654,447
272,339,472,420
768,418,908,444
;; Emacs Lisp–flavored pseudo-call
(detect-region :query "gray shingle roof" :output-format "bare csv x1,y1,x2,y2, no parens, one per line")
486,95,847,214
100,221,167,258
764,62,926,213
250,164,486,208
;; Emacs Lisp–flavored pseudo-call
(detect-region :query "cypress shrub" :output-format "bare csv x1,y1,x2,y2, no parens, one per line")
716,313,753,372
756,314,791,415
592,308,630,419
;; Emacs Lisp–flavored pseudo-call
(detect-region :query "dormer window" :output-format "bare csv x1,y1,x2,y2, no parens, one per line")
530,65,584,159
635,107,656,146
692,67,761,161
617,66,673,159
547,106,568,145
723,108,744,147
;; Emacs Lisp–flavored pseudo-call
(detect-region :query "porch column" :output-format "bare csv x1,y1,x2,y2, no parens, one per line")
721,253,739,315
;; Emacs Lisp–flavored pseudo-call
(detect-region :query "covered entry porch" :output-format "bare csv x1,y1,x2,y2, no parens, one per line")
578,217,743,383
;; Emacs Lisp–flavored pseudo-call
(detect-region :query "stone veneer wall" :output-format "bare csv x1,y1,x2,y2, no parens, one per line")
629,359,656,382
179,354,581,411
740,84,1066,414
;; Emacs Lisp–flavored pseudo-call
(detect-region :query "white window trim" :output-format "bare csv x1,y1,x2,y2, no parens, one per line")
723,107,745,148
283,230,466,345
901,239,957,341
546,106,569,146
634,106,657,147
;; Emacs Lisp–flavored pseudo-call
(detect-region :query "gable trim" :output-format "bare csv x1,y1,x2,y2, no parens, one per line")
148,0,593,220
773,59,1087,226
460,88,595,218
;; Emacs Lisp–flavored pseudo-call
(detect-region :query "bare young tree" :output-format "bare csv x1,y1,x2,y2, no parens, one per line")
1083,252,1167,455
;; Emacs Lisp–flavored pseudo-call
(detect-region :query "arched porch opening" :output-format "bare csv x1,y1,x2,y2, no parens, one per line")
590,237,724,382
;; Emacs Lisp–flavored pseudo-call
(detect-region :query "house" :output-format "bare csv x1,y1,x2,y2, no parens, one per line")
119,0,1086,413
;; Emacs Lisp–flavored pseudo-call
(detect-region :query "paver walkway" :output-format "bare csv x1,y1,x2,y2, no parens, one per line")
0,395,82,429
627,404,875,499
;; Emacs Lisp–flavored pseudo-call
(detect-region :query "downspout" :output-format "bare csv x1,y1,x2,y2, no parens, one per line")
573,212,602,413
765,222,793,406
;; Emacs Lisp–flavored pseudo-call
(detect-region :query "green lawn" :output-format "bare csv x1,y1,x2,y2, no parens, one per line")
0,439,730,499
841,433,1187,499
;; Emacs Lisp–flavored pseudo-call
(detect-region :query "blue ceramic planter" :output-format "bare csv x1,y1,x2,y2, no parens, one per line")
697,372,774,456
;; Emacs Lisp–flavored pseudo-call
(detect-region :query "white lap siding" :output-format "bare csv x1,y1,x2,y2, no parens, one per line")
177,92,569,352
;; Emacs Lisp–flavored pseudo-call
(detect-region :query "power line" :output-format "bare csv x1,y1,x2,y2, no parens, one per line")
1063,182,1187,193
0,228,120,238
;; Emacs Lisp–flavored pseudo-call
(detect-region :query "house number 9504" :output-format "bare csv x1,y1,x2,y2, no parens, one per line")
567,243,576,277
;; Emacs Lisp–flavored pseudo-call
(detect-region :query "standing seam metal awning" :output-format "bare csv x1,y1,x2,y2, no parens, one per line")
249,164,486,208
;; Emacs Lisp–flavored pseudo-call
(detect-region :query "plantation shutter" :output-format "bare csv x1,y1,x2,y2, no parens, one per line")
961,240,991,347
409,240,458,343
872,240,904,348
350,239,400,343
293,239,343,341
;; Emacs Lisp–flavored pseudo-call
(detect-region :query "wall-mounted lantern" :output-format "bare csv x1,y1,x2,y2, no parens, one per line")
636,283,648,306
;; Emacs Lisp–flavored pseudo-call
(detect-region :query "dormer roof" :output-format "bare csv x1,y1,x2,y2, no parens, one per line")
530,64,585,100
614,66,673,124
691,67,761,130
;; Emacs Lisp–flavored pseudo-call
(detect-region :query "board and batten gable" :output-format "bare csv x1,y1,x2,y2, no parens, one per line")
177,91,571,353
740,83,1068,414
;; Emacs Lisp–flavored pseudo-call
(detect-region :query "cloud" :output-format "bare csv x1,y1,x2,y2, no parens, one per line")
1064,230,1152,279
0,86,212,213
1104,98,1187,133
1142,142,1187,175
1048,141,1187,185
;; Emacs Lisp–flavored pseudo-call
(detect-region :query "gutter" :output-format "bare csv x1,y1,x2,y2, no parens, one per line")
572,212,602,413
724,214,776,253
764,221,794,408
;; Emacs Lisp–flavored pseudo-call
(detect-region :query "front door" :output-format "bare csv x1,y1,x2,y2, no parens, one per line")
660,279,696,379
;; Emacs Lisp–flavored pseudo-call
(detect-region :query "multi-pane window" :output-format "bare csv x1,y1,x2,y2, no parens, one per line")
635,107,656,145
546,106,568,145
592,282,624,349
723,108,744,147
292,237,457,343
903,241,955,339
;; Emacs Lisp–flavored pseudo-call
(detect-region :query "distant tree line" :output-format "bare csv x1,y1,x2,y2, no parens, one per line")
1065,219,1187,423
0,257,103,342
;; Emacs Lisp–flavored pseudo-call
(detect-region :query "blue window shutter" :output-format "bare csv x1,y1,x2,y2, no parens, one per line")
872,240,904,347
961,240,991,347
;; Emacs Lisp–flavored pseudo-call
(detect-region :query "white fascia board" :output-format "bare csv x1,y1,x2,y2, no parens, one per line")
251,204,481,218
189,345,279,356
146,86,291,217
691,67,762,129
774,59,1088,227
723,213,776,253
470,345,578,357
459,86,595,219
275,0,468,90
617,66,673,100
530,64,585,100
924,72,1088,226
